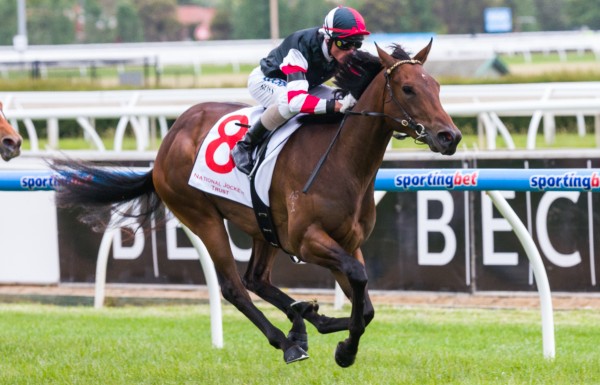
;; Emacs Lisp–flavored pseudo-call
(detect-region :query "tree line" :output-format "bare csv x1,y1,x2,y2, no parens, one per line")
0,0,597,46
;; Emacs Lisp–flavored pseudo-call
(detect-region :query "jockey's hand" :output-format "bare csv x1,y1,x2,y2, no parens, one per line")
338,93,357,113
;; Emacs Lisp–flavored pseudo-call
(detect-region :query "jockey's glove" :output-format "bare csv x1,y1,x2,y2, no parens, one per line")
339,94,357,113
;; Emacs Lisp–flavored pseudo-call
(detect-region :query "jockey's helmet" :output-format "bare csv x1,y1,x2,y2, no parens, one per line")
321,6,370,42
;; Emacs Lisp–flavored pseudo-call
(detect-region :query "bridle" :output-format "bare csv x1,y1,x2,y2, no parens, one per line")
345,58,427,142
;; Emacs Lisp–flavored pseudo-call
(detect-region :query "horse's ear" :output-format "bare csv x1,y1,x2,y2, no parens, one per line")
413,38,433,64
375,42,396,68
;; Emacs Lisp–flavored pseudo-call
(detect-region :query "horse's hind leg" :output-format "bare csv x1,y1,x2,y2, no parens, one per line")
242,240,309,351
185,214,308,364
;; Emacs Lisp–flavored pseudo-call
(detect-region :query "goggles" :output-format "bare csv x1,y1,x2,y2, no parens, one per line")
334,39,362,51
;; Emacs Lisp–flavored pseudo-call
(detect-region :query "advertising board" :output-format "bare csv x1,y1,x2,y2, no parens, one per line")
55,155,600,293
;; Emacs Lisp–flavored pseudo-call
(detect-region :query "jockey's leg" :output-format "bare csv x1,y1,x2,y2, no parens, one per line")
231,118,269,175
233,68,291,174
231,103,289,175
232,83,294,174
233,79,336,174
262,103,289,129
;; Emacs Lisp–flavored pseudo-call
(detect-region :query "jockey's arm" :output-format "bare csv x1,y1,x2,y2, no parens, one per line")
279,49,348,114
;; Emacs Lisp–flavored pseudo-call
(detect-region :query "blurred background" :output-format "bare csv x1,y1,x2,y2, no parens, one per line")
1,0,597,44
0,0,598,87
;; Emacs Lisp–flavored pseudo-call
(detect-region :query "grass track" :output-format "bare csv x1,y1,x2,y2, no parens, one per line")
1,303,600,384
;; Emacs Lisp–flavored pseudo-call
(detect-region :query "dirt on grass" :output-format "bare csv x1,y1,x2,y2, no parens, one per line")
1,284,600,310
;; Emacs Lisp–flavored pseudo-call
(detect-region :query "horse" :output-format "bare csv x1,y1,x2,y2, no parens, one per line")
51,40,461,367
0,102,22,161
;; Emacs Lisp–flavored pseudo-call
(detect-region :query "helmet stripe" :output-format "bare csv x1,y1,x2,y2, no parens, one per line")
346,7,367,33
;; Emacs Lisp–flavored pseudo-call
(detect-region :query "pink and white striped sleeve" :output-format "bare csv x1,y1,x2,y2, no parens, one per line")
279,49,332,115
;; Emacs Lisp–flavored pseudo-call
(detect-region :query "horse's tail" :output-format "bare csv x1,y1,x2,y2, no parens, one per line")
50,158,163,232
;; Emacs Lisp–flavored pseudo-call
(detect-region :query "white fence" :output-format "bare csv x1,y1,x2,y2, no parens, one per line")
432,30,600,61
439,82,600,149
2,82,600,152
0,31,599,70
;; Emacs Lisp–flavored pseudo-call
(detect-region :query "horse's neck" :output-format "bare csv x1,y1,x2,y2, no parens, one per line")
336,74,391,181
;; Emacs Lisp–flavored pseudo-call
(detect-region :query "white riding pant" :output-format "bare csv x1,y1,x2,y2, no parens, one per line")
247,66,335,121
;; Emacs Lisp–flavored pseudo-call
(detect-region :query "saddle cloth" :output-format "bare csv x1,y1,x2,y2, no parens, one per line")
188,106,301,207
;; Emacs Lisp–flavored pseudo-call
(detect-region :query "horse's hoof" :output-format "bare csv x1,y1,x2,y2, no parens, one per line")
334,341,356,368
284,345,309,364
288,331,309,352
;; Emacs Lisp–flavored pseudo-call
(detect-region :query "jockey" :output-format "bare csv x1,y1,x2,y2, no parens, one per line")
231,6,370,175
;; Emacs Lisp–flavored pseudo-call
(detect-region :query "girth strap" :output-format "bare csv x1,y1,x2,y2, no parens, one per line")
248,136,282,249
249,182,282,249
248,135,303,263
249,137,298,261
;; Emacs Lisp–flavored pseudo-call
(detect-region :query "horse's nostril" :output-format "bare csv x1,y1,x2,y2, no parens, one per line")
2,138,14,149
437,131,453,144
3,136,21,149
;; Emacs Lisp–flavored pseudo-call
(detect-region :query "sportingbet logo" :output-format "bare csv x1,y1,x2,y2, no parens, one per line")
394,170,479,190
530,172,600,191
20,175,58,190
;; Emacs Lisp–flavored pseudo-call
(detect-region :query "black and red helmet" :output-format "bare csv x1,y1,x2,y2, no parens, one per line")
322,6,370,41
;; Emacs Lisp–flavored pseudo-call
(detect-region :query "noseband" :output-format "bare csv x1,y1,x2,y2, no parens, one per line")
346,58,427,142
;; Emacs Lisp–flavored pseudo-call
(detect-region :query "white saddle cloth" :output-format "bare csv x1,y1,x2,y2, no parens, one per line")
188,106,302,207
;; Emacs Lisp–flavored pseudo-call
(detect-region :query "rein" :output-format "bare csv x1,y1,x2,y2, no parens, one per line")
302,112,352,193
302,59,425,193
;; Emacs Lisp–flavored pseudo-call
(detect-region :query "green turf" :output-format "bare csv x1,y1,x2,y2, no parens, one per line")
0,303,599,384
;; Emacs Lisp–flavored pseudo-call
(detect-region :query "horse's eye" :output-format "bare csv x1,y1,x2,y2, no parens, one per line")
402,85,414,96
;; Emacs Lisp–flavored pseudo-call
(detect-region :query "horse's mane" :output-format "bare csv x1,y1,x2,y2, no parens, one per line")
299,44,411,125
333,44,411,99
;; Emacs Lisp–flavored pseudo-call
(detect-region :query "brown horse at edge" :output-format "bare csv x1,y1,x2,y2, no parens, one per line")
52,41,462,367
0,102,22,161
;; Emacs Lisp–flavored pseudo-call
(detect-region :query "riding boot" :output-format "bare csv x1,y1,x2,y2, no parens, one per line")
231,119,268,175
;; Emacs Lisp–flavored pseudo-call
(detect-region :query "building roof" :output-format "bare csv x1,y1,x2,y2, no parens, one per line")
176,5,216,40
176,5,216,26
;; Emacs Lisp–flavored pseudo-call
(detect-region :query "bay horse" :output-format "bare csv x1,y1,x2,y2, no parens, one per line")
0,102,22,161
52,41,461,367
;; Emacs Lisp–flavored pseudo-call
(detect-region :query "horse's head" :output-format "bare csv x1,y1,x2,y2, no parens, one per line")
0,102,22,161
376,40,461,155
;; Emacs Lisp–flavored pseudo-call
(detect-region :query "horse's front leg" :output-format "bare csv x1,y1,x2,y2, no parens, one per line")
331,249,371,367
299,229,374,368
291,268,374,336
